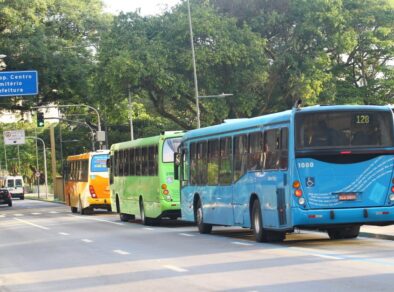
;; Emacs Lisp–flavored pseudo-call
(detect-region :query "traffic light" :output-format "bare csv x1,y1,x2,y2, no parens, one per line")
37,112,44,127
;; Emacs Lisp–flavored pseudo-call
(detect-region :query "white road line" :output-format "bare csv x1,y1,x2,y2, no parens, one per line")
179,233,195,237
163,265,188,273
31,213,42,215
0,215,5,218
231,241,254,246
81,239,93,243
143,227,155,231
49,211,59,214
59,232,70,236
113,249,130,255
68,214,124,226
14,214,23,217
289,247,343,260
14,218,50,230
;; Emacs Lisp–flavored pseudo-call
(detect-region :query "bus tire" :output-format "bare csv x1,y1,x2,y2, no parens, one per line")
327,225,360,240
120,213,131,222
195,199,212,234
78,197,85,215
71,206,78,213
139,200,158,226
251,200,285,242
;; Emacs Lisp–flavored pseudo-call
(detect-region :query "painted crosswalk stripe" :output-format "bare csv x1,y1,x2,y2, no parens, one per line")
81,239,93,243
49,211,59,214
14,214,23,217
0,215,5,218
113,249,130,255
59,232,70,236
143,227,155,231
14,218,49,230
163,265,188,273
31,213,42,215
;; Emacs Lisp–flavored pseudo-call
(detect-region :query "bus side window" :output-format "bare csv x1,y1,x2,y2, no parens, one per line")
264,129,280,170
190,143,197,185
136,148,142,176
234,135,248,181
197,141,208,185
207,140,219,185
129,148,135,176
180,148,189,186
280,128,289,169
219,137,232,185
248,132,263,171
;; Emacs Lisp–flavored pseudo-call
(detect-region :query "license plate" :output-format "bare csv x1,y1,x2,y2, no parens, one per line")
338,193,357,201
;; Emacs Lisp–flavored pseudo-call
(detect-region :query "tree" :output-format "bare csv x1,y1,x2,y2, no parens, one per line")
95,1,268,129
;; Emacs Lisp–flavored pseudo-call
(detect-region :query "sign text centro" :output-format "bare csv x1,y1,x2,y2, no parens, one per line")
0,70,38,97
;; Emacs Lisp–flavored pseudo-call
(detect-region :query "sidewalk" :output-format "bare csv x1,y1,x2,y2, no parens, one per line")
25,192,64,204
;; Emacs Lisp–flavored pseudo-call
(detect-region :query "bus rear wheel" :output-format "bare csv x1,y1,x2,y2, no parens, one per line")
139,200,158,226
327,225,360,240
252,200,285,242
71,206,78,213
195,200,212,234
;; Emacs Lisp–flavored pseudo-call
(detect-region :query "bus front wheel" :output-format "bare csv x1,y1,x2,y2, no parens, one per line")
195,200,212,234
327,226,360,240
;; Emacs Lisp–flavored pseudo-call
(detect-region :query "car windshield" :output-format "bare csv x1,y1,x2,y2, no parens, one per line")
162,138,182,162
15,179,23,187
91,154,109,172
7,180,14,188
295,111,394,150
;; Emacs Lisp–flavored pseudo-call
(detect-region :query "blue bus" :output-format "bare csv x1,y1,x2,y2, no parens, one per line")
176,105,394,242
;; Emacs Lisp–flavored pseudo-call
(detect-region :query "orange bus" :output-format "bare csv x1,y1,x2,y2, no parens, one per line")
65,150,111,214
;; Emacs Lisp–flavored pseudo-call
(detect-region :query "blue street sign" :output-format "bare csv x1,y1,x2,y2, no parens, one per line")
0,70,38,97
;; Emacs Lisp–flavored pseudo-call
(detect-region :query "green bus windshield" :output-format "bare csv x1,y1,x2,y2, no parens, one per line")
163,138,182,162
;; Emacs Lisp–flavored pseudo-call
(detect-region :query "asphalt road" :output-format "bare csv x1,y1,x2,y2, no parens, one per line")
1,200,394,292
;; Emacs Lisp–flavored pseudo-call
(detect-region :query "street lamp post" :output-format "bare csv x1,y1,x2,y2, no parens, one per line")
128,85,134,140
187,0,201,129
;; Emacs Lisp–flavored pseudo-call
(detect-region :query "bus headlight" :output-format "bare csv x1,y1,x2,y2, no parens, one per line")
298,197,305,205
389,194,394,201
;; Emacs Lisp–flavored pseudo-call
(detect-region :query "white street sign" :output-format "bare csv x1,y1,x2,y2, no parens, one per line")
3,130,26,145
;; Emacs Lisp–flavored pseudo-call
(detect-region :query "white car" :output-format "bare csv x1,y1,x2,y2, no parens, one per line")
3,176,24,200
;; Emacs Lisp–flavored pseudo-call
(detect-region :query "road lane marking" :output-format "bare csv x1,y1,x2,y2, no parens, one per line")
179,233,195,237
163,265,188,273
81,239,93,243
143,227,155,231
31,213,42,215
0,215,5,218
289,247,343,260
113,249,130,255
49,211,59,214
14,214,23,217
14,218,49,230
68,214,124,226
59,232,70,236
231,241,254,246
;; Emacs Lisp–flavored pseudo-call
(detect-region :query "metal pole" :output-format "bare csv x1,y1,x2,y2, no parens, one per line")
35,128,39,198
128,85,134,140
187,0,201,129
26,136,48,198
50,126,57,200
17,145,20,174
3,142,7,173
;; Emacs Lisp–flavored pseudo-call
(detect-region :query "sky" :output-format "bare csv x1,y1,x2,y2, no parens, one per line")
102,0,182,16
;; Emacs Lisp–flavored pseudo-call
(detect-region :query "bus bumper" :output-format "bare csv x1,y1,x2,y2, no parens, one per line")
88,197,111,209
292,206,394,228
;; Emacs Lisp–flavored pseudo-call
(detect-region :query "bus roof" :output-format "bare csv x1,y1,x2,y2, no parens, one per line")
66,150,109,161
183,104,392,142
110,131,184,151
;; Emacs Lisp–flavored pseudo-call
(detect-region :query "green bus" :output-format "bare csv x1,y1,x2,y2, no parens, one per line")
109,131,184,225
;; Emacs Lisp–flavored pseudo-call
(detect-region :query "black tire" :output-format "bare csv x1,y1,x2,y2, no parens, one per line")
195,199,212,234
71,206,78,213
251,200,285,242
20,195,24,200
8,201,12,207
120,213,132,222
139,200,158,226
78,197,85,215
327,225,360,240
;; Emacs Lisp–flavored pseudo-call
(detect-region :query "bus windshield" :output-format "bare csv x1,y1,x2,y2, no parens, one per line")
91,154,109,172
296,111,394,150
163,138,182,162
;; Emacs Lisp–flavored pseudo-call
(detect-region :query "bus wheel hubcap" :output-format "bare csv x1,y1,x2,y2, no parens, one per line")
197,208,202,225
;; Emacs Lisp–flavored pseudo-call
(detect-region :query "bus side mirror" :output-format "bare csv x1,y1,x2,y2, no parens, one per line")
174,152,180,180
